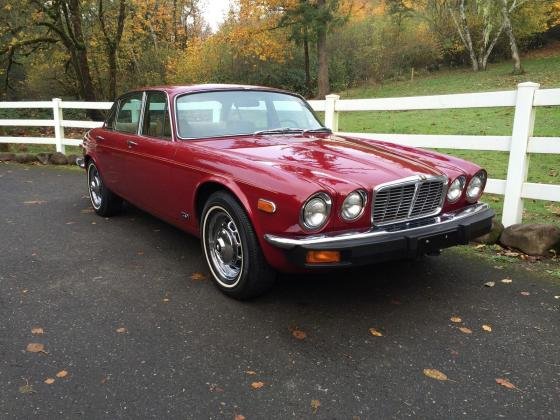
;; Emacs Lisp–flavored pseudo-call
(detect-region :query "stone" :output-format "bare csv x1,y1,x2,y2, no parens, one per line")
15,153,37,163
0,152,15,161
473,218,504,245
500,224,560,256
49,152,68,165
66,154,79,165
36,152,52,165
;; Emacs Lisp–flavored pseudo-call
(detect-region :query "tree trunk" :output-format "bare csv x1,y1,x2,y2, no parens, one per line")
303,27,311,95
501,0,523,74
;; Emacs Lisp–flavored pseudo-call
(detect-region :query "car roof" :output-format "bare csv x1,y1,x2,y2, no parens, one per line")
125,84,294,97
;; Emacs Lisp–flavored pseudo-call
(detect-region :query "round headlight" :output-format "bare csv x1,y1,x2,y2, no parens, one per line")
466,171,487,202
302,193,331,230
341,190,366,221
447,176,466,203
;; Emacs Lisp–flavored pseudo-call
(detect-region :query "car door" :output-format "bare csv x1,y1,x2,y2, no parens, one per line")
125,91,176,218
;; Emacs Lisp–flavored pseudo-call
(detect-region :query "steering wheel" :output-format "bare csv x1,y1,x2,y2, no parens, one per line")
278,119,299,128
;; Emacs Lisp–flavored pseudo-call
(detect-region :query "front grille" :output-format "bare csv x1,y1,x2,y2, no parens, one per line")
372,178,446,225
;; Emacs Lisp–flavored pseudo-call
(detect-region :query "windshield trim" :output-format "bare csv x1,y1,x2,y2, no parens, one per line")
173,88,325,141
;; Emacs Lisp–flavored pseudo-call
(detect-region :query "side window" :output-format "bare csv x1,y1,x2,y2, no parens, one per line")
104,102,118,130
115,93,143,134
142,92,172,140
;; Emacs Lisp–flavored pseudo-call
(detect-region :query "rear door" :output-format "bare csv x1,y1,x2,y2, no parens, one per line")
125,91,176,218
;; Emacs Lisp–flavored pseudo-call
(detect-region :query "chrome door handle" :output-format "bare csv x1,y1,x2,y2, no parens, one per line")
95,135,105,141
127,140,138,148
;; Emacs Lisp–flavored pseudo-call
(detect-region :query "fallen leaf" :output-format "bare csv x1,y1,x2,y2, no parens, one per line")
292,329,307,340
484,281,495,287
245,370,257,375
44,378,55,385
496,378,517,389
31,327,44,335
190,272,206,281
423,368,448,381
369,328,383,337
19,382,35,394
459,327,473,334
26,342,47,354
23,200,47,205
475,244,486,249
234,415,246,420
251,381,264,389
80,208,94,213
501,278,512,284
450,316,462,323
137,251,144,255
65,221,76,225
208,383,223,393
311,399,321,413
520,291,530,296
503,250,520,257
482,324,492,332
56,370,68,378
162,298,170,303
555,296,559,299
115,327,127,333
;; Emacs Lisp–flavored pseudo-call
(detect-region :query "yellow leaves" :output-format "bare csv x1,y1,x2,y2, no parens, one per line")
450,316,462,323
26,343,47,354
423,368,448,381
496,378,518,390
310,399,321,413
115,327,127,334
368,328,383,337
190,272,207,281
250,381,264,389
44,378,55,385
458,327,473,334
31,327,44,335
56,370,68,378
482,324,492,332
18,379,35,394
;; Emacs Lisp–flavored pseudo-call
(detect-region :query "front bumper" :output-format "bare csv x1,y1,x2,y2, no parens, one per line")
264,203,494,268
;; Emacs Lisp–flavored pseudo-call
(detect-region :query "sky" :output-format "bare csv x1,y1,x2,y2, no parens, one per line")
201,0,232,32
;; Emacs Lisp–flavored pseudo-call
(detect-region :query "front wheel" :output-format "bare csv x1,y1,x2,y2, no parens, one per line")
201,191,276,299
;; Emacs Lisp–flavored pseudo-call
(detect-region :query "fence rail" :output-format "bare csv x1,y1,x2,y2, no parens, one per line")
1,82,558,226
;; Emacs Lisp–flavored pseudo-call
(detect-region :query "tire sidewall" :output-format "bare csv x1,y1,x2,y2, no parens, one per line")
87,161,103,212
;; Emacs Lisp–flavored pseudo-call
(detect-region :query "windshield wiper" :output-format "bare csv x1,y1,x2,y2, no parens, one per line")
302,127,332,135
253,127,304,135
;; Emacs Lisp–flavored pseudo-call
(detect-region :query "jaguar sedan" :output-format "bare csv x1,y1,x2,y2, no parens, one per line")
80,84,494,299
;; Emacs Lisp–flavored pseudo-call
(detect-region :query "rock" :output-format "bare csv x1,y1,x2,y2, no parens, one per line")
66,154,79,166
473,218,504,244
15,153,37,163
36,152,52,165
500,224,560,256
49,152,68,165
0,152,16,161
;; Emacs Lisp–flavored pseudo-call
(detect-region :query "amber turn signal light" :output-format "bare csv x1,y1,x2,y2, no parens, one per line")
257,199,277,213
306,250,341,264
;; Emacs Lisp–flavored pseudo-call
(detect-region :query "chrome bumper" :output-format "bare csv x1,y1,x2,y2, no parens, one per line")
265,203,492,250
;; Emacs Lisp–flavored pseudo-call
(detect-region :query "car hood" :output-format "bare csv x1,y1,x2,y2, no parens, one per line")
199,134,470,190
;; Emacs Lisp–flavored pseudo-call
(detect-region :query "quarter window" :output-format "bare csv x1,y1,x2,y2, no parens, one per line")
115,93,143,134
142,92,172,140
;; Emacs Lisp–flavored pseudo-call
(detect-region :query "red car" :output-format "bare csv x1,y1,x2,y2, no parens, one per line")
80,84,494,299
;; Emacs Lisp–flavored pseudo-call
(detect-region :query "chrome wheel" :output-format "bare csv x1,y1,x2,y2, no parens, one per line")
88,164,103,210
203,206,243,286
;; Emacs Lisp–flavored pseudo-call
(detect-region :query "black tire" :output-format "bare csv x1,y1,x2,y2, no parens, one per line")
87,161,122,217
201,191,276,299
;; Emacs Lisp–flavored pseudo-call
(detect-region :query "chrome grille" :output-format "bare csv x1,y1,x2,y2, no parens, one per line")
372,177,446,225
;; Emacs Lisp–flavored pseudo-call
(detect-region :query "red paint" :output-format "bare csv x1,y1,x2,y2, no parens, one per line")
83,85,486,272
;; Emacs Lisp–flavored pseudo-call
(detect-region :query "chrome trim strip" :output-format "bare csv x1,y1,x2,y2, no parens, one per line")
371,174,448,227
265,202,490,250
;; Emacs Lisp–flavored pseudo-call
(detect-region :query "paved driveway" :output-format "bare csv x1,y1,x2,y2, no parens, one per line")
1,162,559,419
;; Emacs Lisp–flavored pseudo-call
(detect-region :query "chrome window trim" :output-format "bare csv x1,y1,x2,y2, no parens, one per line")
139,90,175,141
371,174,449,227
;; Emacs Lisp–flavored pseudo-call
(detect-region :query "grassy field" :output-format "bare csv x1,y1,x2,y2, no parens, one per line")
335,51,560,226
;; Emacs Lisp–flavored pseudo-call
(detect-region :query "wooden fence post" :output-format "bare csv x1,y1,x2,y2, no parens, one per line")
324,94,339,131
501,82,540,227
52,98,65,154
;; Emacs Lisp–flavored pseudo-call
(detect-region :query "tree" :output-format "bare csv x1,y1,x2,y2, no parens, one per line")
500,0,523,74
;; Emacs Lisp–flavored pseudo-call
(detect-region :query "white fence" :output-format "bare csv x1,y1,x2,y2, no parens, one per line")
1,82,559,226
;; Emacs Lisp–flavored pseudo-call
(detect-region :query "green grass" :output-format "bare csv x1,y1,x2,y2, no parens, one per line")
334,53,560,226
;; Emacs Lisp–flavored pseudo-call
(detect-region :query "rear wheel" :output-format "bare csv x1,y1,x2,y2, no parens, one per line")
87,161,122,217
201,191,276,299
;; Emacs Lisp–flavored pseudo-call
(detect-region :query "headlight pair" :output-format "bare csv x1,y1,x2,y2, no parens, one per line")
446,171,487,203
302,190,366,231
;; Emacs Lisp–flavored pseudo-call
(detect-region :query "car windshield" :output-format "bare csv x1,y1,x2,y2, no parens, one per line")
175,90,324,139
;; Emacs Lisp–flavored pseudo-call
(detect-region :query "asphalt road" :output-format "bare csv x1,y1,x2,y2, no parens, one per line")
1,162,559,419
